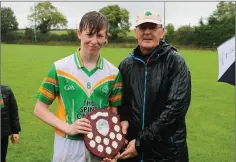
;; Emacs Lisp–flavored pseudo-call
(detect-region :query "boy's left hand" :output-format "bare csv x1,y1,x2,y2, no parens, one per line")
101,152,121,162
101,158,115,162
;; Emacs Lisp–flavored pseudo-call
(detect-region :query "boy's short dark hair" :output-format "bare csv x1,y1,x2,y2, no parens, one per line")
79,11,108,35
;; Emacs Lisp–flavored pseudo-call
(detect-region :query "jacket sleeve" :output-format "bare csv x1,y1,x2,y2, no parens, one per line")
135,54,191,154
117,61,131,122
9,87,21,134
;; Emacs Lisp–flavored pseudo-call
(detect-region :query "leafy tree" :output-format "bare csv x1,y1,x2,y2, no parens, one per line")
99,5,131,40
212,2,235,22
165,23,175,43
198,17,204,26
175,25,195,45
195,2,235,46
28,2,67,34
165,23,175,35
1,7,18,36
208,2,235,45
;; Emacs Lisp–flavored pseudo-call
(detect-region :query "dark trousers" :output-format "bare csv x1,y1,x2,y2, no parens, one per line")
1,136,9,162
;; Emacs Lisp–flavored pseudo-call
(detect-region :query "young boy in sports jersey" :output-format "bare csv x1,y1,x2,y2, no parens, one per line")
34,11,124,162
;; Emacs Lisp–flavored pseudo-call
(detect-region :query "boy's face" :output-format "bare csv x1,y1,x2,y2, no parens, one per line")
78,27,108,55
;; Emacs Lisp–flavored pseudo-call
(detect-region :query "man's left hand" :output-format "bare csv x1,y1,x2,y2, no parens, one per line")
11,134,19,144
117,139,138,159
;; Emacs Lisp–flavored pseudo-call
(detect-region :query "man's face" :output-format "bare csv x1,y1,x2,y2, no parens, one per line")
134,22,164,50
78,27,108,55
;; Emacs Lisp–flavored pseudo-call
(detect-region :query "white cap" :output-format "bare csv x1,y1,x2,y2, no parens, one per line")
135,10,162,27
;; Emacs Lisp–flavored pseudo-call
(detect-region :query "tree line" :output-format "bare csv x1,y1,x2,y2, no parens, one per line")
165,2,235,47
1,2,235,48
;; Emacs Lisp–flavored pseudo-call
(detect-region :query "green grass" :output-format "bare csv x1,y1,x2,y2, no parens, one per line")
2,44,234,162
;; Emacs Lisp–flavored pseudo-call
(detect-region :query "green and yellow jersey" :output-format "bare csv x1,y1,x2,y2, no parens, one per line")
36,51,122,140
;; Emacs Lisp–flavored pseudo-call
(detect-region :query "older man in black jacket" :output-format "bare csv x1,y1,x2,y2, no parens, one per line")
1,84,21,162
116,10,191,162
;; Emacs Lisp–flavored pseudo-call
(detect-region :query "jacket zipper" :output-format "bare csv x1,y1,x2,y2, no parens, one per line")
131,56,147,130
132,57,146,162
141,65,147,162
132,50,159,162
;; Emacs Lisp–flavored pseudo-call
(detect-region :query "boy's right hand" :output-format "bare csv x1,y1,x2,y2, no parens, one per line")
121,121,129,135
65,118,92,135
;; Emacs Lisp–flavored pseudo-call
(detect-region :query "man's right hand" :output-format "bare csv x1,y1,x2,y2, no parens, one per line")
65,118,92,135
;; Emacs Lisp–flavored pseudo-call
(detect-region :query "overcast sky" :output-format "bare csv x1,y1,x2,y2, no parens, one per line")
2,1,219,29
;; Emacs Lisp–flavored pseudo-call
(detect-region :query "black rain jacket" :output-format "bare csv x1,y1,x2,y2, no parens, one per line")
1,84,21,138
118,40,191,162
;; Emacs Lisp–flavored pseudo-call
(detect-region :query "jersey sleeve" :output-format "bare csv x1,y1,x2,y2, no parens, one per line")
0,94,4,108
36,64,59,105
109,71,123,107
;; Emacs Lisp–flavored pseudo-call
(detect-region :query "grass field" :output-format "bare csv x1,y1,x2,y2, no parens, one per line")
2,44,234,162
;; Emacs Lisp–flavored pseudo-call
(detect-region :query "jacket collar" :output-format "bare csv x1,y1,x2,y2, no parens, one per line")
132,39,176,63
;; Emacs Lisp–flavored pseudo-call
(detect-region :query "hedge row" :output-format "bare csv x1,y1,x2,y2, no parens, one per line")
2,28,137,45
